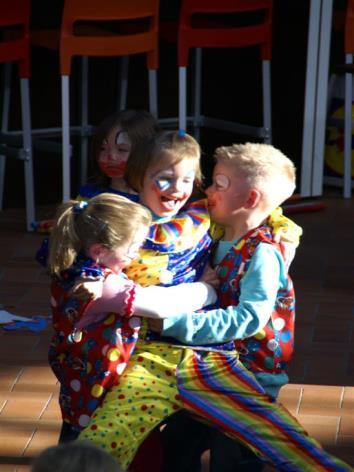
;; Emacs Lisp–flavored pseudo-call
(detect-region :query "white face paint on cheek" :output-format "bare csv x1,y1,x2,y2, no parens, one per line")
115,131,131,146
155,177,171,192
214,174,230,190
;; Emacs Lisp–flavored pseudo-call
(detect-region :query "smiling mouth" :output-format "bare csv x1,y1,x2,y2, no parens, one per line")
160,197,181,211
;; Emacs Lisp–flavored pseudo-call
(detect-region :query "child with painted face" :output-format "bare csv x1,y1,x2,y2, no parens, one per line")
35,109,160,266
122,129,211,286
78,109,160,201
48,193,217,444
79,136,351,471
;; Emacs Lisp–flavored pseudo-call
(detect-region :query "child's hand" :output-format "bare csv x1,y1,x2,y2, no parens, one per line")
269,207,302,246
200,264,219,288
70,277,104,302
147,318,164,333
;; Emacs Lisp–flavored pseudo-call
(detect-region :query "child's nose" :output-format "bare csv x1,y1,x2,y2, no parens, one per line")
205,185,213,197
169,179,183,193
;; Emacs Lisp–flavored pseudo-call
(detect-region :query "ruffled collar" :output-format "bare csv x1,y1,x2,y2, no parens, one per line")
145,198,210,252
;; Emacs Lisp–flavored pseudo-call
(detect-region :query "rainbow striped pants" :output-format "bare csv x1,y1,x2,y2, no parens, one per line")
80,341,352,471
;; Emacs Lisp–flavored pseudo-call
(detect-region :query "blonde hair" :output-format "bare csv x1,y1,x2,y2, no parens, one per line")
125,130,203,192
48,193,151,277
214,143,296,207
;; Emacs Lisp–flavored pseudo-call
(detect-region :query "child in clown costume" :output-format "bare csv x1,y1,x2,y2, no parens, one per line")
78,133,352,471
159,143,299,472
47,193,217,443
78,109,160,202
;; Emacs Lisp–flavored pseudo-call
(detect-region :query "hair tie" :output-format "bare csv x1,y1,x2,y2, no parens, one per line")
178,129,186,138
73,201,88,214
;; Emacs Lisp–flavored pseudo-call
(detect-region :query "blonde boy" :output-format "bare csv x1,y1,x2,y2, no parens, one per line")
161,143,299,471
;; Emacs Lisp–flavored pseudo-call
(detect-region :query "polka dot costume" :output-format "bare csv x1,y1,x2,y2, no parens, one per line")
49,255,140,432
216,224,296,374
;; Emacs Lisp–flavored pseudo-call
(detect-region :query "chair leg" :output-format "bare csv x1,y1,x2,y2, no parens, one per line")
148,69,158,118
62,75,71,201
193,48,202,141
262,59,272,144
80,56,89,186
344,57,353,198
119,56,129,110
20,78,35,231
327,72,338,114
179,67,187,132
0,63,12,210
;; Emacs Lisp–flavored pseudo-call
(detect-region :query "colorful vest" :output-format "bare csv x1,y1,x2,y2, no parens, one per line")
49,255,139,431
126,198,213,287
216,225,295,374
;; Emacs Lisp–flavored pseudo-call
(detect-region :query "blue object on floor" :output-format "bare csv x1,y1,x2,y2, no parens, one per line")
2,316,48,332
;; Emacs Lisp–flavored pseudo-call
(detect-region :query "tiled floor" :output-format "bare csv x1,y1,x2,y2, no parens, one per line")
0,190,353,471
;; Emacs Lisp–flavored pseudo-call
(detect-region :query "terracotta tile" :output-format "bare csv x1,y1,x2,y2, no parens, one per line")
24,426,61,457
39,395,61,422
295,414,339,446
342,387,354,410
0,424,35,456
339,413,354,436
0,396,7,412
277,384,302,414
40,406,61,422
0,394,50,421
300,385,343,409
0,366,23,391
13,367,58,393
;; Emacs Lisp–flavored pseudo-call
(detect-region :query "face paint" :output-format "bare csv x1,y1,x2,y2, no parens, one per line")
154,176,172,192
99,160,127,178
153,169,195,194
214,173,230,191
140,161,196,218
98,128,132,178
115,131,130,145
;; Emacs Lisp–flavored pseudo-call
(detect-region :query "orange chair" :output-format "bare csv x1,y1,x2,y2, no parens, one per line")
160,0,273,142
31,0,160,201
0,0,35,231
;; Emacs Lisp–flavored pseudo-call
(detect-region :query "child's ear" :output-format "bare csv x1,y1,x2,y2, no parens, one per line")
88,243,106,262
245,188,261,208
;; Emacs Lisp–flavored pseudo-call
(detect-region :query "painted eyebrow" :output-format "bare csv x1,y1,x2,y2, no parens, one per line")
214,174,230,186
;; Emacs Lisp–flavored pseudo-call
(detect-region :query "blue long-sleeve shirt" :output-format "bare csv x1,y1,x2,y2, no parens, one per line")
162,243,291,398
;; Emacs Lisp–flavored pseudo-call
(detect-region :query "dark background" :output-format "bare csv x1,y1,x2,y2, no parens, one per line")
1,1,346,210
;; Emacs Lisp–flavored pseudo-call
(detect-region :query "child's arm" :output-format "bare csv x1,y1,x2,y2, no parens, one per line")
78,274,217,327
199,264,219,288
160,244,285,344
70,277,104,301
